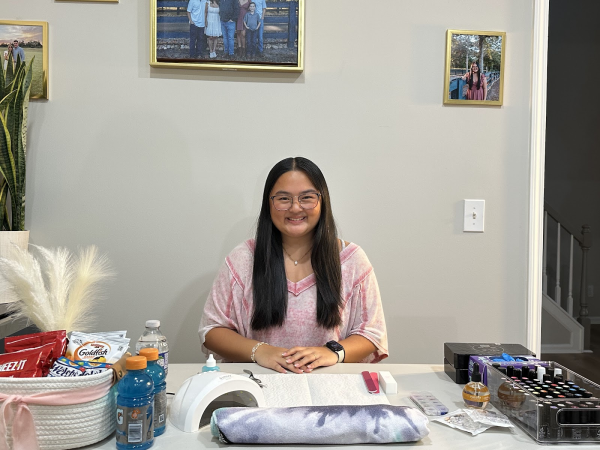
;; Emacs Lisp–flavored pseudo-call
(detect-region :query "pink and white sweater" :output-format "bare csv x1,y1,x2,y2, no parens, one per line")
199,239,388,363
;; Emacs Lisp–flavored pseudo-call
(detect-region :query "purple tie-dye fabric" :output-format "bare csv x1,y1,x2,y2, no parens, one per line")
210,405,430,444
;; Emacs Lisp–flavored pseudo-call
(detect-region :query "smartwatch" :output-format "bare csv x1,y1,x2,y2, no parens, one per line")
325,340,345,363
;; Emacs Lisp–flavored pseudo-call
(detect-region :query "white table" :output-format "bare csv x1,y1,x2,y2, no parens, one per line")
83,363,587,449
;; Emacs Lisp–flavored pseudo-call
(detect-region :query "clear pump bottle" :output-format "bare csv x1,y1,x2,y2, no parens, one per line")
463,362,490,409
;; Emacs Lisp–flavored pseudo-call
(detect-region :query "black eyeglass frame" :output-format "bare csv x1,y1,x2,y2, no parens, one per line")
269,193,322,211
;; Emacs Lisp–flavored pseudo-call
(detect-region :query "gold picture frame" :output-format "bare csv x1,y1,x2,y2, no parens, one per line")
150,0,304,72
0,20,49,100
444,30,505,106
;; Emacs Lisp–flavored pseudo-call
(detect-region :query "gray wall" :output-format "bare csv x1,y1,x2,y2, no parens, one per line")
545,0,600,320
4,0,535,363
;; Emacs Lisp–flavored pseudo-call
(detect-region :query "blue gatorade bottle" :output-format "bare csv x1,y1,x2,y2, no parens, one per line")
139,348,167,437
116,356,154,449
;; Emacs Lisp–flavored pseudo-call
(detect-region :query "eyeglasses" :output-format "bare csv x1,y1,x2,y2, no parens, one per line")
270,193,321,211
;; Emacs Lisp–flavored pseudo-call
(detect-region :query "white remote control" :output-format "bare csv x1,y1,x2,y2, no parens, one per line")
410,391,449,416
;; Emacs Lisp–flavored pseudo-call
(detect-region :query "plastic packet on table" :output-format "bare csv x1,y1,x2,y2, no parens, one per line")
432,409,494,436
65,332,130,364
463,408,514,428
47,356,111,377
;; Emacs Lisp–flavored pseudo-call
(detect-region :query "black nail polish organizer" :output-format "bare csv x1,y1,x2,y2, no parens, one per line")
443,342,535,384
487,361,600,444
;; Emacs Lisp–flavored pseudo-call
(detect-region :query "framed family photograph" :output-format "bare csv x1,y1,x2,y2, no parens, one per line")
0,20,48,99
444,30,505,106
150,0,304,72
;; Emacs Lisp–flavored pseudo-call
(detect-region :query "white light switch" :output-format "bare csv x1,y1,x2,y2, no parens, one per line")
464,199,485,232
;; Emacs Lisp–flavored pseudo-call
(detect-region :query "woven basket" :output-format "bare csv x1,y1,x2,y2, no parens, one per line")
0,369,116,450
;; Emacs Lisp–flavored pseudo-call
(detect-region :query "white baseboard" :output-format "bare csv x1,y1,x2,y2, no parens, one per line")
541,344,584,354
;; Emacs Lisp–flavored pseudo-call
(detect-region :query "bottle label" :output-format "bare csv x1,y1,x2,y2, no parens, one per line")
116,402,154,445
158,351,169,374
154,390,167,427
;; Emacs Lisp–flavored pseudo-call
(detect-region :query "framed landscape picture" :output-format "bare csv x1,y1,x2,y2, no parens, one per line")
151,0,304,72
0,20,48,99
444,30,505,106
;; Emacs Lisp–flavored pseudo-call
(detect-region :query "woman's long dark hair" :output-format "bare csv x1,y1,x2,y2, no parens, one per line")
251,157,342,330
468,61,481,90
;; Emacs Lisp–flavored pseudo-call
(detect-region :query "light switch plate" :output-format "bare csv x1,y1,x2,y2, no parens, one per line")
464,199,485,232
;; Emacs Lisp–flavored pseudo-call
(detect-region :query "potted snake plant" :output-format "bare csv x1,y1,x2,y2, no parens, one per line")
0,52,33,257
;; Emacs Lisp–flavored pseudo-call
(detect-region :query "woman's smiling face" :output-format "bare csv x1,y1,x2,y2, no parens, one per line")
269,170,321,242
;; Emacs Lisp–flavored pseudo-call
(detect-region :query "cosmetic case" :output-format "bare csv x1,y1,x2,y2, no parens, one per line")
487,361,600,444
443,342,535,384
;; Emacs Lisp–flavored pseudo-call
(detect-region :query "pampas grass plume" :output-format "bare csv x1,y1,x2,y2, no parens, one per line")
0,244,114,332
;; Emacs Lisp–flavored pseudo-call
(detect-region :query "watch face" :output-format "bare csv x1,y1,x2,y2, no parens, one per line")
326,341,343,352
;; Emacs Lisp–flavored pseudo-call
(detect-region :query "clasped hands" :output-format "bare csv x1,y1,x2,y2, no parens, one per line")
254,344,338,374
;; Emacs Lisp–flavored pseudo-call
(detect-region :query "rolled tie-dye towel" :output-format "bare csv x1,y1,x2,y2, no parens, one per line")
210,404,430,444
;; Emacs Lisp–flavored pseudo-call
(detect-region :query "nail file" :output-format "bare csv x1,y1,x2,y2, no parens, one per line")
370,372,380,394
362,371,377,393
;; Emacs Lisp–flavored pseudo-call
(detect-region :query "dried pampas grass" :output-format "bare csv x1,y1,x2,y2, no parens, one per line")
0,245,114,332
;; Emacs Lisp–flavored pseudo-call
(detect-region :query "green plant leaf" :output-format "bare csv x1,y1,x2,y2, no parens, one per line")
0,113,16,206
0,60,5,101
0,180,9,231
5,51,14,88
0,90,17,117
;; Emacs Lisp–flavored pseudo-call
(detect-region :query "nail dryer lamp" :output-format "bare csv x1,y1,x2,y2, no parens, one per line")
170,371,266,432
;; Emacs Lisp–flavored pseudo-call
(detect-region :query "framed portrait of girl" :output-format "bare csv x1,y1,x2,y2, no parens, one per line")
444,30,506,106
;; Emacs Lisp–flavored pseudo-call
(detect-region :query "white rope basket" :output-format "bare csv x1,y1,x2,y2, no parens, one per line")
0,369,116,450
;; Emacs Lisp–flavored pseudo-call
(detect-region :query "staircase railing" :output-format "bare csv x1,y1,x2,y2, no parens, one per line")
543,202,593,350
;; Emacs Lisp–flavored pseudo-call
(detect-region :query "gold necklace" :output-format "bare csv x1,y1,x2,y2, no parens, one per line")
282,246,312,266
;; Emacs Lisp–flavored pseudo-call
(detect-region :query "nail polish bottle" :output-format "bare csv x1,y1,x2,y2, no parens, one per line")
463,362,490,409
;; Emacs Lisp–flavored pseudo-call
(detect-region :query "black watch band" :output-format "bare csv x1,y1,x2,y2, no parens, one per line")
325,340,345,363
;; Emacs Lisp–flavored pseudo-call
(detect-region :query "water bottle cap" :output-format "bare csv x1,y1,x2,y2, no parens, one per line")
126,356,147,370
206,354,216,367
145,320,160,328
139,347,159,361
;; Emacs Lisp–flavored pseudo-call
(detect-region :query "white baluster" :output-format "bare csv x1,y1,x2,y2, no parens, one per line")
555,224,561,305
567,235,573,316
543,211,548,294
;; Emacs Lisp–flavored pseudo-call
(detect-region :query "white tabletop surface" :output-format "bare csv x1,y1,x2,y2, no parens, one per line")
82,363,588,449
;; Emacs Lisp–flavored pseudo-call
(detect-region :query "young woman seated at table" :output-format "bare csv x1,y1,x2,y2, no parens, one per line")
199,157,388,374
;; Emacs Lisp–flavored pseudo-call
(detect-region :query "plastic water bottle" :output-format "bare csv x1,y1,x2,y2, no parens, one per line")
116,356,154,450
138,348,167,437
136,320,169,375
202,354,220,372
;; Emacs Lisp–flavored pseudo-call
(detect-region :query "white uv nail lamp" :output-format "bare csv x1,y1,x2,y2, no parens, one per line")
170,371,266,432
